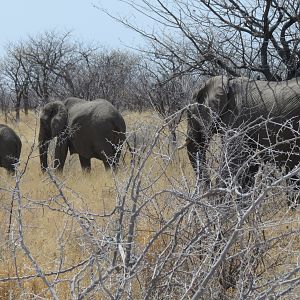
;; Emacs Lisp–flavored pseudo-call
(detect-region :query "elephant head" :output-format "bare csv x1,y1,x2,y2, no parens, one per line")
39,101,68,171
193,75,231,127
185,76,231,175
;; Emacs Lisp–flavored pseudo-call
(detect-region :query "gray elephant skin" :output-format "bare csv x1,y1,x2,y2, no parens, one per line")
186,75,300,205
39,97,126,172
0,124,22,174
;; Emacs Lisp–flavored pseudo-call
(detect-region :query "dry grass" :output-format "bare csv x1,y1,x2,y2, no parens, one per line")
0,110,299,299
0,112,118,298
0,110,191,298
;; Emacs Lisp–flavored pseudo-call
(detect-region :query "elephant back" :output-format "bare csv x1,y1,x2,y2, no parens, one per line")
68,99,126,159
0,124,22,159
63,97,86,110
69,99,125,130
229,77,300,121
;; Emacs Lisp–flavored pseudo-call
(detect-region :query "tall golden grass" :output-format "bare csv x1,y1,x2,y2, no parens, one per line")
0,110,191,298
0,110,299,299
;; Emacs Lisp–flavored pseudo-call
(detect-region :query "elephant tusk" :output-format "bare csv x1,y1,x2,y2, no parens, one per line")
177,139,191,150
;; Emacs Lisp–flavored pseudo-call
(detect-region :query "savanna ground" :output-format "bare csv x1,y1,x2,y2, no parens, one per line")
0,110,299,299
0,110,191,299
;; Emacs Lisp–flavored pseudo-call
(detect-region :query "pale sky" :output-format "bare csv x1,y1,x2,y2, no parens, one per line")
0,0,146,53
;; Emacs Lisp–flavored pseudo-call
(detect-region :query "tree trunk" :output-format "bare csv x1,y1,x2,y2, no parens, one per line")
23,91,29,115
15,98,21,123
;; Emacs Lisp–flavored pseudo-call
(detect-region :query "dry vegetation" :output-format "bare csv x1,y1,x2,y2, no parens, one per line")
0,110,299,299
0,1,299,298
0,110,190,298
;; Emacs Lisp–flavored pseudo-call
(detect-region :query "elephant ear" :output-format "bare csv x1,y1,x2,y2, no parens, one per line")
39,101,68,139
49,102,68,137
39,101,68,171
193,75,230,117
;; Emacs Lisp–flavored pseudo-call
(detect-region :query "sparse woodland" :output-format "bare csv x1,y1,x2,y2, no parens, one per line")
0,1,300,299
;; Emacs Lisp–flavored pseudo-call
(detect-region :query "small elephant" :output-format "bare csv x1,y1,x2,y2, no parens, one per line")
125,123,158,163
0,124,22,174
185,75,300,206
39,97,126,172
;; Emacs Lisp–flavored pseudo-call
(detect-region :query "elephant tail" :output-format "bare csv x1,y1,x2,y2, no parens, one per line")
16,138,22,159
177,138,191,150
113,117,126,145
125,140,134,155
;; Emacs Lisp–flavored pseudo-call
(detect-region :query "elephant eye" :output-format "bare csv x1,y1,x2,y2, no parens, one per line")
44,109,54,119
48,110,54,118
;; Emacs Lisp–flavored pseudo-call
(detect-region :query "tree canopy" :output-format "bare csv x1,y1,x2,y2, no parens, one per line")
110,0,300,80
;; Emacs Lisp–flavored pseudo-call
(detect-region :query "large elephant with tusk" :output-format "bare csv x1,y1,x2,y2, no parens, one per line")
184,75,300,206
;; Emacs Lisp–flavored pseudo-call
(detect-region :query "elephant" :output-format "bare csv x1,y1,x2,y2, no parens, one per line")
185,75,300,206
125,123,159,164
39,97,126,172
0,124,22,174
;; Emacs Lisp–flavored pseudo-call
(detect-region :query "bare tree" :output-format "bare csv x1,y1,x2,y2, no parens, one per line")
131,59,195,145
0,78,12,120
1,30,156,114
101,0,300,80
0,43,30,122
22,31,79,104
0,31,83,121
62,49,140,108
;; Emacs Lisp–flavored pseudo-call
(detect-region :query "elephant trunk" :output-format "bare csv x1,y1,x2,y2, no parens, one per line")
186,105,210,182
177,139,191,150
38,125,51,172
39,101,68,172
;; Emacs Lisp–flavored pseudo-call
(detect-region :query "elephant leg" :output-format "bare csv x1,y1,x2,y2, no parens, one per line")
218,162,259,207
216,133,239,189
286,174,300,209
100,143,123,172
2,154,18,175
239,163,259,193
39,139,50,170
188,144,210,188
97,150,113,171
187,136,210,185
54,140,68,172
5,162,15,175
187,141,201,173
111,148,122,171
102,159,111,171
186,105,211,185
79,155,91,172
218,134,259,205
